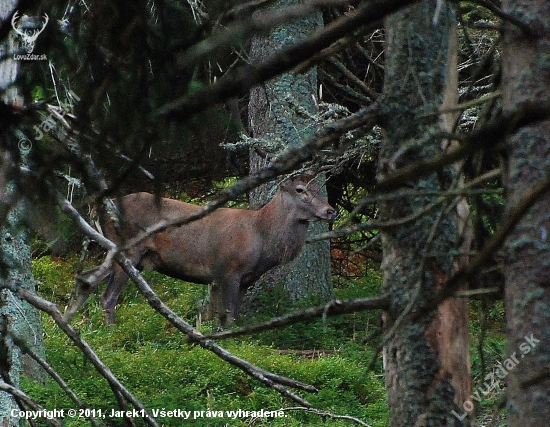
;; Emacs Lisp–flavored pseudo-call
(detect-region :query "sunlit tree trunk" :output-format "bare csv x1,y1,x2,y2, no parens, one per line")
243,0,333,312
379,2,470,425
502,1,550,425
0,3,46,425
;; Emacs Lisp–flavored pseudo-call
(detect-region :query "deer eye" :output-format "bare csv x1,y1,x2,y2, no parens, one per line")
295,186,306,194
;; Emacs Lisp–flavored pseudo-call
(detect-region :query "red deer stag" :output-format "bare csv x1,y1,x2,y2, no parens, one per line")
64,174,336,325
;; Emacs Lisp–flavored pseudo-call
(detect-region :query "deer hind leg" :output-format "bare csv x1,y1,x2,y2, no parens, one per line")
100,262,129,325
201,276,241,328
64,265,112,323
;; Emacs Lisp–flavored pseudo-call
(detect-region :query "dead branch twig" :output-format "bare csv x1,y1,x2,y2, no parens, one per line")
204,296,389,340
279,406,373,426
433,171,550,306
156,0,417,120
0,283,159,427
113,254,317,405
8,328,102,427
0,379,64,427
376,103,550,193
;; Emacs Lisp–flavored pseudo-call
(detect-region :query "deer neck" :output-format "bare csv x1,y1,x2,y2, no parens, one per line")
256,191,309,265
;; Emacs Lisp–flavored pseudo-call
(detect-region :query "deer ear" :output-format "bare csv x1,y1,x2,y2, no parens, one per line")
280,172,316,192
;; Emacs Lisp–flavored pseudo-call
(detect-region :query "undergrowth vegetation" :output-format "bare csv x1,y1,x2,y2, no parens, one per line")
24,254,507,426
25,255,389,426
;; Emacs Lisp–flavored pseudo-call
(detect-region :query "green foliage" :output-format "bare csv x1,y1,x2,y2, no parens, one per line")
31,85,45,101
459,2,500,24
23,256,388,426
469,317,506,383
244,270,383,353
468,298,507,420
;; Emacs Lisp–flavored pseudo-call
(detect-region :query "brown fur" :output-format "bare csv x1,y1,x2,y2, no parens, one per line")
65,175,336,325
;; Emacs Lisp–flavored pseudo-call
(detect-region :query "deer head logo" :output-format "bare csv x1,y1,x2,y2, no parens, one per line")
11,11,49,54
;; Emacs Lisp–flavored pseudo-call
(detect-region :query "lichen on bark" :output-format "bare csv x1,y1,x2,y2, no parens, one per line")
244,0,333,310
379,2,471,425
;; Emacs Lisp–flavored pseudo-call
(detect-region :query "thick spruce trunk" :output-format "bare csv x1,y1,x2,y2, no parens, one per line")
379,2,470,426
244,0,333,312
502,1,550,425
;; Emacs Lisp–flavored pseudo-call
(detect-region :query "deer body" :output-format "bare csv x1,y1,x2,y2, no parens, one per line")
66,176,336,325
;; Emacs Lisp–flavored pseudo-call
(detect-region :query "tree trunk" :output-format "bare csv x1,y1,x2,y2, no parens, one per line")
0,3,46,425
243,0,333,312
379,2,470,426
502,1,550,425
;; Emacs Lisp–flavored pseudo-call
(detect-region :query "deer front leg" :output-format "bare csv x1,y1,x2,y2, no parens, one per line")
100,263,129,325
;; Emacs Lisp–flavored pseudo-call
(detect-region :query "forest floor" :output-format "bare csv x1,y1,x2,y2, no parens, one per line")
22,254,506,426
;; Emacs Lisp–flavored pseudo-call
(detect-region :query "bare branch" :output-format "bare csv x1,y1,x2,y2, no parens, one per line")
221,0,279,22
467,0,534,36
355,168,501,216
519,367,550,389
327,57,378,100
280,406,373,426
181,0,353,66
113,254,317,405
57,196,115,251
0,283,159,427
156,0,418,120
433,171,550,305
0,379,63,427
310,199,444,241
8,329,102,427
455,287,500,298
319,68,372,105
376,103,550,193
308,187,502,243
204,296,389,340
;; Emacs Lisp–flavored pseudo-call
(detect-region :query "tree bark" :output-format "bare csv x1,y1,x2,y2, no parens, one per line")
0,3,46,425
502,1,550,425
244,0,333,312
379,2,470,426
